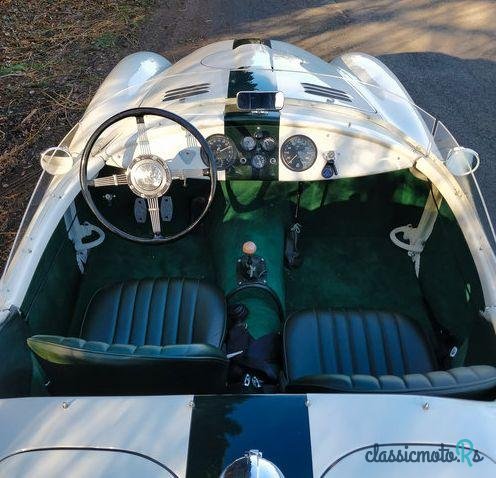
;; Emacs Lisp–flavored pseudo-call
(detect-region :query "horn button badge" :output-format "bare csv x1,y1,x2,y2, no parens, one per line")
127,155,172,198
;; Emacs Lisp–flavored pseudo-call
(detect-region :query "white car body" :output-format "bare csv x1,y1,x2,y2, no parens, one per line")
0,40,495,477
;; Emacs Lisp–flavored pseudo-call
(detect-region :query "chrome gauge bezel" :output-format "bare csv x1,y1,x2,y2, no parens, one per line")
261,136,276,152
280,134,318,172
241,136,257,151
201,134,237,170
251,154,266,169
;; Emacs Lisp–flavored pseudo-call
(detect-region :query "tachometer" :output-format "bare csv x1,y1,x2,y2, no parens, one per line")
280,135,317,171
201,134,236,170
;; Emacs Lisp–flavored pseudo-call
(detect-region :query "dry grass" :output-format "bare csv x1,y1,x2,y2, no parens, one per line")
0,0,156,271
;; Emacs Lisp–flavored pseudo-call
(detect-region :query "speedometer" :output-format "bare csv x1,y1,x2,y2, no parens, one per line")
280,135,317,171
201,134,236,170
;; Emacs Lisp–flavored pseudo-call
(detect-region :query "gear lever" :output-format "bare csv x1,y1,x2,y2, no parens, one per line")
236,241,268,284
242,241,257,278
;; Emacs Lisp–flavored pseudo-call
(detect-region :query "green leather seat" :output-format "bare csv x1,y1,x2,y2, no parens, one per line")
28,278,228,395
284,309,496,398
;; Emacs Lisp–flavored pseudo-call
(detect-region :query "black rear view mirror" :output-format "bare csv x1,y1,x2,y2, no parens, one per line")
236,91,284,111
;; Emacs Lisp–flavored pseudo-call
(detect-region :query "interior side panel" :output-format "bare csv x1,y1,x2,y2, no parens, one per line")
420,202,493,365
0,309,32,397
21,220,81,336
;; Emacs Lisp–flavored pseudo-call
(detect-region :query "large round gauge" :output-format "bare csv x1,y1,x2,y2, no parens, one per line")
280,135,317,171
201,134,236,170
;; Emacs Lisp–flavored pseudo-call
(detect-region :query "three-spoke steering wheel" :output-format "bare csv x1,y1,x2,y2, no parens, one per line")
80,108,216,243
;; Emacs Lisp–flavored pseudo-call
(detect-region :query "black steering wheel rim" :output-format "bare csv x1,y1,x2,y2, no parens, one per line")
80,107,217,244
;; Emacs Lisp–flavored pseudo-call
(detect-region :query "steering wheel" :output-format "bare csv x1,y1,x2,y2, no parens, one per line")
80,107,216,243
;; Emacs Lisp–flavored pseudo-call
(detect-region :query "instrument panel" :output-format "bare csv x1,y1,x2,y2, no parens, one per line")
202,121,280,179
200,132,319,179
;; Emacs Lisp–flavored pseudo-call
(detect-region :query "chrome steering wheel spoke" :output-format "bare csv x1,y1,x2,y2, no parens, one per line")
88,173,128,187
147,197,161,237
136,116,152,156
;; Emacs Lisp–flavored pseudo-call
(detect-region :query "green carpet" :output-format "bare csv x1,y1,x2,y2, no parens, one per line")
285,235,431,330
208,181,292,338
68,172,483,351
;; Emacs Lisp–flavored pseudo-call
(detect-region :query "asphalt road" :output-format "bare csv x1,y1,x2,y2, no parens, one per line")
141,0,495,219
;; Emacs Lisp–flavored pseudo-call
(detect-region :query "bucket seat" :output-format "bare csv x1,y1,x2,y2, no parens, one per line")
284,309,496,398
28,278,228,395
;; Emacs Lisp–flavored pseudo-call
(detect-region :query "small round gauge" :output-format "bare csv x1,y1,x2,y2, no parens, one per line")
251,154,266,169
261,137,276,152
280,135,317,171
241,136,256,151
201,134,236,170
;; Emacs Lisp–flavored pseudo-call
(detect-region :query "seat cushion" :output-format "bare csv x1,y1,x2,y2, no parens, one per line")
287,366,496,398
284,309,437,383
81,278,226,348
27,335,229,395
